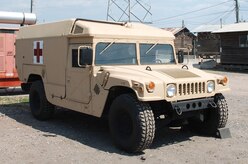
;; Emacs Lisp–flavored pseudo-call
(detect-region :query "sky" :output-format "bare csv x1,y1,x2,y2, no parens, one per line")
0,0,248,30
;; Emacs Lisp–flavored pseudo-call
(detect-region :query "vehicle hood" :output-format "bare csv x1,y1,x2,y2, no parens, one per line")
96,65,221,88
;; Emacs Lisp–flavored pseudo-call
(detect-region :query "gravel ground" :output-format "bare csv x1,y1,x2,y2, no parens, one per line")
0,70,248,164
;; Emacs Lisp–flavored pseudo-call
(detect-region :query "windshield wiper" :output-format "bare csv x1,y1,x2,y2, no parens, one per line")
145,43,158,54
100,42,114,55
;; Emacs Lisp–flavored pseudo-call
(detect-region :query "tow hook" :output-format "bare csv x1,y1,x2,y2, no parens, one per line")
209,101,217,108
175,105,182,115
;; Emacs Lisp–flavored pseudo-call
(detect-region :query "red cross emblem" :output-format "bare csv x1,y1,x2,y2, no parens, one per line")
33,41,43,64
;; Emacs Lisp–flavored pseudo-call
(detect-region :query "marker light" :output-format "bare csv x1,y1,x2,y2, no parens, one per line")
146,81,155,93
218,76,228,86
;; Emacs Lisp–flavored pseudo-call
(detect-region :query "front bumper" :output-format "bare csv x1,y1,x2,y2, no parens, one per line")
171,97,215,115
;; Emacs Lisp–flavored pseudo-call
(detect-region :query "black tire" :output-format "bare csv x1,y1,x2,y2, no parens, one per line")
29,81,55,121
188,93,228,135
21,83,31,93
108,94,155,153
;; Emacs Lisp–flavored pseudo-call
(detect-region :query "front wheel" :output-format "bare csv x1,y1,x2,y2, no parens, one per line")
108,94,155,153
188,94,228,135
29,81,55,121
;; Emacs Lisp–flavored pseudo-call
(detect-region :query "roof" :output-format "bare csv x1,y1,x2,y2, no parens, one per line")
213,22,248,33
162,27,196,39
192,25,223,33
162,27,186,35
17,19,175,40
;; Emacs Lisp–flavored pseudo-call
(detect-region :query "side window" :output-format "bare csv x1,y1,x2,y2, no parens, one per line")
72,49,80,67
240,34,248,47
72,48,93,68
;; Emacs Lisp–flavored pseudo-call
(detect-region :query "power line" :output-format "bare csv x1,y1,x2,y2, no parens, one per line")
156,6,236,27
153,0,233,23
153,8,235,27
205,8,235,24
211,5,235,23
166,10,235,22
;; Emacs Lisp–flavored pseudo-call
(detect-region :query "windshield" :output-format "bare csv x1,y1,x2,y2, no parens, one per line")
140,44,175,65
95,42,137,65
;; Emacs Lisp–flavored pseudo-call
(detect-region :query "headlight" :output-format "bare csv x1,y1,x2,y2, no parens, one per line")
207,81,215,93
167,84,176,97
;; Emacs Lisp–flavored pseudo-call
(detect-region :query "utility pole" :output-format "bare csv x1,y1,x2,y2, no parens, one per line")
30,0,34,13
182,20,185,28
234,0,239,23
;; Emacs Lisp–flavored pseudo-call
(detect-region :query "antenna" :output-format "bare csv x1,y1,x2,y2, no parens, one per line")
107,0,152,23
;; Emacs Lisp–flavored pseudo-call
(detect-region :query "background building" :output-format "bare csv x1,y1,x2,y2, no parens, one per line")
162,27,195,55
192,25,222,59
213,22,248,67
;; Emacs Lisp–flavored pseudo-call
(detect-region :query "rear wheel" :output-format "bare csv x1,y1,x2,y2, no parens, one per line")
188,94,228,135
108,94,155,153
29,81,55,120
21,83,31,93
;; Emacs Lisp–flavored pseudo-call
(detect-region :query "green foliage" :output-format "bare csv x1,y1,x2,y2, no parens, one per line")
0,96,29,105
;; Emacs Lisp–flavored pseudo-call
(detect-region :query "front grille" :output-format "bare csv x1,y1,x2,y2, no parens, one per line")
178,82,206,96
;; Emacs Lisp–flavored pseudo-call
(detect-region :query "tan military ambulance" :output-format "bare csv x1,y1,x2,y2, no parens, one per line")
16,19,229,153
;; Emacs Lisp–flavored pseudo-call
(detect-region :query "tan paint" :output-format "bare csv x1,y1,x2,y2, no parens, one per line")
16,19,230,117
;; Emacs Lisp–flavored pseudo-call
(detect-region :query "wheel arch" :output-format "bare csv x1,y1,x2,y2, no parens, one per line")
21,74,43,92
101,86,136,117
27,74,43,83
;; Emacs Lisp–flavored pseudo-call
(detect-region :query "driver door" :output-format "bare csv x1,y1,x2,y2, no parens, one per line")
66,44,92,104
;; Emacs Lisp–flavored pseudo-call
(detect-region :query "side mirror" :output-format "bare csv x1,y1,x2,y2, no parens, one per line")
177,50,184,64
78,46,93,67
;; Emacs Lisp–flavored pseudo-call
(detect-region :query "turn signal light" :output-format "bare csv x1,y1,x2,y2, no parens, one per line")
146,81,155,93
218,76,228,86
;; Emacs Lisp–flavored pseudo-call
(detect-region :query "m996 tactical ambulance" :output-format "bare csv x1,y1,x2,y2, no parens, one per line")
16,19,230,153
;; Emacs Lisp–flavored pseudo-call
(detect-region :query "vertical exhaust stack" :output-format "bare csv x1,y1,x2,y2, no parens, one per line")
0,11,37,25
